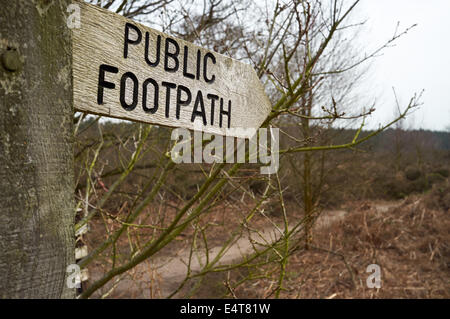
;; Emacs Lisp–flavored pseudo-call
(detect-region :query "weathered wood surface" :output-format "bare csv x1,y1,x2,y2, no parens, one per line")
0,0,75,298
72,1,271,138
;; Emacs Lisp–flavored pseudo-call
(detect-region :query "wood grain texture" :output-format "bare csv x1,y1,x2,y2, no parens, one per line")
73,1,271,138
0,0,75,298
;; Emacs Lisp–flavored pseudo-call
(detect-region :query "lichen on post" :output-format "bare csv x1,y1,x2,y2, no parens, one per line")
0,0,75,298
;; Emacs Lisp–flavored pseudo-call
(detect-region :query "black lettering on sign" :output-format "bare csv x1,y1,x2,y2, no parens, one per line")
142,78,159,114
164,38,180,73
183,45,195,79
191,90,207,125
124,23,142,59
97,64,119,105
161,81,176,118
196,49,201,80
176,85,191,120
145,32,161,67
120,72,139,111
206,94,219,125
203,52,216,83
219,98,231,128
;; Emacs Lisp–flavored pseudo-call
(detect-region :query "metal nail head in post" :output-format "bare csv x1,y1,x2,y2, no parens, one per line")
1,48,22,72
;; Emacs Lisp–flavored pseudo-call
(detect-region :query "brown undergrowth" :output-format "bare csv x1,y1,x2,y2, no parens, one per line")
83,178,449,299
219,179,449,299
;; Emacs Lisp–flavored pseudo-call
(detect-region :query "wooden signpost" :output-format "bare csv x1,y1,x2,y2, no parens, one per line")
73,1,271,138
0,0,272,298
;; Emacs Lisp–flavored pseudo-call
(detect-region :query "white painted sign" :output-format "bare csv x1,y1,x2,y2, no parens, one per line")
72,1,271,138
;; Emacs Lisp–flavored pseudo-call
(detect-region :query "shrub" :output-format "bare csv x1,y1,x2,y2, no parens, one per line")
424,179,450,211
405,167,421,181
434,168,449,178
427,173,445,186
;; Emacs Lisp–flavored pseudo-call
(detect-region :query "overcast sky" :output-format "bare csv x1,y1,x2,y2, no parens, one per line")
357,0,450,131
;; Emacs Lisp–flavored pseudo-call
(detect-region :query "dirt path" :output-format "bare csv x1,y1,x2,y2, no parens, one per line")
90,201,401,298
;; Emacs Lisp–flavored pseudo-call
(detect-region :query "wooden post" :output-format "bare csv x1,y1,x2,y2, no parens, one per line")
0,0,75,298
